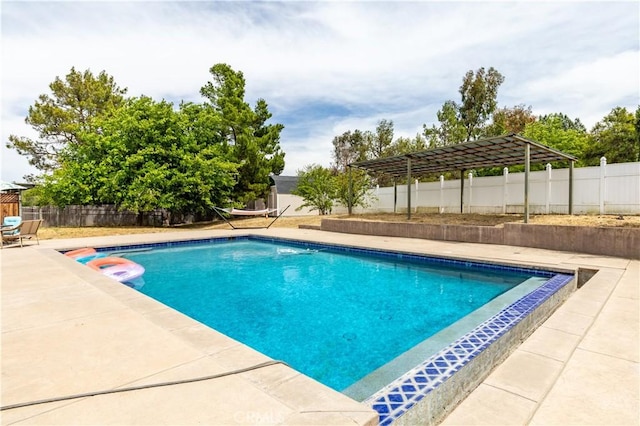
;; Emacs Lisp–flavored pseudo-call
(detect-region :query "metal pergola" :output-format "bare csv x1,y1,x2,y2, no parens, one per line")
349,134,578,223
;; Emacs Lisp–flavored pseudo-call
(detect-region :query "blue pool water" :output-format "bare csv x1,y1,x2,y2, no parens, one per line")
123,239,537,392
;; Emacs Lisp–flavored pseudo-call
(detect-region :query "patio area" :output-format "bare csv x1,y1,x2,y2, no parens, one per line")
1,227,638,425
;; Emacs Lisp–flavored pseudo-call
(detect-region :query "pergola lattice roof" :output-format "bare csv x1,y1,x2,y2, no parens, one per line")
350,134,577,178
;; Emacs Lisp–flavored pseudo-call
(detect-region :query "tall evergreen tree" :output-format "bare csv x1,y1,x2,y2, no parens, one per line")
200,63,285,205
7,67,127,176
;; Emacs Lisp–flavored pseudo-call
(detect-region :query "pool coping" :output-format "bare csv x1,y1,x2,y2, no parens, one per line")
2,231,380,425
2,228,637,425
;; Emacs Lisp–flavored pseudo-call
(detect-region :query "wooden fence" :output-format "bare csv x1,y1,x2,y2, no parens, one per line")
0,193,20,222
22,205,165,227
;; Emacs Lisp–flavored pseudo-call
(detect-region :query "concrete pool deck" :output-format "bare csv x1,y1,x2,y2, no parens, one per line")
1,228,638,425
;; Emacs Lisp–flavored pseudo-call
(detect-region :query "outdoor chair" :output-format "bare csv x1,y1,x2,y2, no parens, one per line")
19,219,42,246
1,219,42,248
1,222,23,248
2,216,22,234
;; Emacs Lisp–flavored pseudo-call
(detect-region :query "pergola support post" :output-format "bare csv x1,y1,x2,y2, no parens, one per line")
460,169,465,214
347,166,353,215
407,158,412,220
524,143,530,223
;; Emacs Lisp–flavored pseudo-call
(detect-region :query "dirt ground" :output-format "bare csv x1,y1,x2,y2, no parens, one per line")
343,213,640,228
36,213,639,240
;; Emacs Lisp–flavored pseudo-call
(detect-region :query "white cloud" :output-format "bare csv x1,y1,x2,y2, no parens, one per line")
2,1,638,181
520,50,639,128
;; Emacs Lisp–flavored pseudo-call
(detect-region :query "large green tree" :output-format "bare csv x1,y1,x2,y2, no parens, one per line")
335,168,375,214
7,67,127,175
200,63,285,205
292,164,336,215
458,67,505,141
538,113,586,132
584,106,640,165
423,67,504,146
330,120,397,172
367,119,395,159
484,104,537,137
331,130,369,172
423,100,467,147
522,113,589,166
386,134,427,156
41,96,237,220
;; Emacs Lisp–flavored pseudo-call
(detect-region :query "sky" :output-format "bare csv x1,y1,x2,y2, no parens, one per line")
1,1,639,182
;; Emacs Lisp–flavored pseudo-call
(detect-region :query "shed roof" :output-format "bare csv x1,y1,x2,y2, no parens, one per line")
350,134,577,178
270,175,300,194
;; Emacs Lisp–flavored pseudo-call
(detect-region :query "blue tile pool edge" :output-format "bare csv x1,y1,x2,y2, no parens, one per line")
250,235,562,277
61,235,245,254
364,273,575,426
61,235,569,278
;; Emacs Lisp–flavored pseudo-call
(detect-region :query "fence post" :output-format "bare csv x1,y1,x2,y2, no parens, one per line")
460,169,465,213
415,179,419,213
393,182,397,214
503,167,509,214
546,163,552,214
600,156,607,214
407,158,412,220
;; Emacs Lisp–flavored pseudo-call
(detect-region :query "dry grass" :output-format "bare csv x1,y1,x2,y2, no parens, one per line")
38,226,192,240
36,216,329,240
345,213,640,228
36,213,639,240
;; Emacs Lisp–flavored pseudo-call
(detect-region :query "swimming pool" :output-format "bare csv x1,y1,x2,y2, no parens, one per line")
87,234,574,425
122,238,535,393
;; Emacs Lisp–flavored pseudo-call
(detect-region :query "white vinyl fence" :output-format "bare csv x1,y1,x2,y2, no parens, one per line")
275,193,321,216
329,159,640,215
